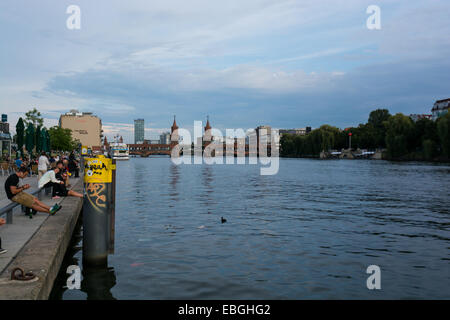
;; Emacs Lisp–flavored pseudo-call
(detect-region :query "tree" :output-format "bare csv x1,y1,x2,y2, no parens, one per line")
280,134,295,157
437,112,450,158
368,109,391,127
385,113,414,158
25,122,35,154
35,126,42,153
411,118,439,157
16,117,25,154
368,109,391,148
24,108,44,128
48,126,78,151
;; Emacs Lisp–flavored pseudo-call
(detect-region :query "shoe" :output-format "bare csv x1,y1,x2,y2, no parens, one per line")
49,205,62,215
0,248,7,255
52,196,61,200
24,209,33,219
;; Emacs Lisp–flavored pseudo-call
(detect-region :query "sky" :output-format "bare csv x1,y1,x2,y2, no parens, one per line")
1,0,449,143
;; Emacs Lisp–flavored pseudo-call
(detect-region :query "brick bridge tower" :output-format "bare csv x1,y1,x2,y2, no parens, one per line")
203,115,212,149
170,115,179,155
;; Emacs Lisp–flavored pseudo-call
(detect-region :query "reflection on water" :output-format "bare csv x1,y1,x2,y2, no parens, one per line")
50,218,117,300
52,158,450,299
81,266,116,300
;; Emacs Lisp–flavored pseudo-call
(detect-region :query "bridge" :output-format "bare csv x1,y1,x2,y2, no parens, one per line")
129,143,172,157
126,116,273,158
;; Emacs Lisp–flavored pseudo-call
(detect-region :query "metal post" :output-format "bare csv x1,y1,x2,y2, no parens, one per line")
6,209,13,224
82,155,115,267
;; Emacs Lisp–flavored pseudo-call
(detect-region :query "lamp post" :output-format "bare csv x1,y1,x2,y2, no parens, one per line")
349,132,352,150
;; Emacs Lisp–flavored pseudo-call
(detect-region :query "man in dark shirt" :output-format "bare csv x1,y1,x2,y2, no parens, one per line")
4,167,60,214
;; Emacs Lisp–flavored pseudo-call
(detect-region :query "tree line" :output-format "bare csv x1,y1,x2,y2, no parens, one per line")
280,109,450,161
14,108,80,155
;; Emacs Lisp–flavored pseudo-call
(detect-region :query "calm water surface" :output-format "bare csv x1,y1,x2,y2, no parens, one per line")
51,158,450,299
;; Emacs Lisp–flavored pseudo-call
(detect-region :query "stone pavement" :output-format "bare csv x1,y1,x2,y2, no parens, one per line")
0,176,82,274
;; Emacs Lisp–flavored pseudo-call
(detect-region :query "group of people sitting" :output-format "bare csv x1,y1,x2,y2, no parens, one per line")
14,156,37,172
0,153,83,255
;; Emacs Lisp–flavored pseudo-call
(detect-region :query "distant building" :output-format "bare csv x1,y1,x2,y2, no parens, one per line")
159,132,171,145
256,125,274,152
143,139,161,145
0,120,9,134
0,114,11,158
279,127,311,136
59,110,102,148
134,119,145,144
409,114,432,122
432,98,450,121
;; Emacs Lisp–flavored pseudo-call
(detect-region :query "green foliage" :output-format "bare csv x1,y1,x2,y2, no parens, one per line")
25,122,35,154
35,126,42,153
368,109,391,148
368,109,391,127
385,113,414,158
422,139,437,160
15,117,25,150
280,107,448,161
437,112,450,157
280,125,344,157
24,108,44,128
48,126,78,151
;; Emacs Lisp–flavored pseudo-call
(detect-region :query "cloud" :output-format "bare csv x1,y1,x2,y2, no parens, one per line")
1,0,450,134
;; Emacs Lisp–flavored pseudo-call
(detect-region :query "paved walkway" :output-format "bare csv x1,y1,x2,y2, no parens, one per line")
0,176,82,274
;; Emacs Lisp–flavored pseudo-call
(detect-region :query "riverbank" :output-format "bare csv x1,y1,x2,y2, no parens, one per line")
0,177,83,300
280,152,450,163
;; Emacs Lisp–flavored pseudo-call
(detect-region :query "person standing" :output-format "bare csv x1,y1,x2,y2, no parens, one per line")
38,152,49,180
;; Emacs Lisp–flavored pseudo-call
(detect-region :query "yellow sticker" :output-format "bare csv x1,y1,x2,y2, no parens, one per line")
81,146,88,155
84,157,113,183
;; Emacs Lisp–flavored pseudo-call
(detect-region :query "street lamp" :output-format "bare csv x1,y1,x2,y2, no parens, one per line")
348,132,352,150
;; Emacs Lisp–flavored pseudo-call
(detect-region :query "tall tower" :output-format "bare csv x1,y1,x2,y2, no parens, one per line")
203,115,212,145
170,115,179,148
134,119,144,144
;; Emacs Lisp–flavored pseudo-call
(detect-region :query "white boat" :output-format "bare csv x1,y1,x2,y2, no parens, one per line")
109,135,129,160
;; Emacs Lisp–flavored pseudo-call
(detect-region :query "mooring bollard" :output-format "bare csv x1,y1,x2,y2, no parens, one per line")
82,155,116,267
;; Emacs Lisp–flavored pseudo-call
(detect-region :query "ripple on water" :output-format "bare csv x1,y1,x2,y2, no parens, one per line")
54,158,450,299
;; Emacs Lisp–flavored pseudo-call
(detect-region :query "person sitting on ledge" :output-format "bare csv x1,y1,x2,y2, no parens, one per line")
55,160,71,189
38,167,83,200
4,167,60,215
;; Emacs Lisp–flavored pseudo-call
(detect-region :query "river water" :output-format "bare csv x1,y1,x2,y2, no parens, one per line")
50,157,450,299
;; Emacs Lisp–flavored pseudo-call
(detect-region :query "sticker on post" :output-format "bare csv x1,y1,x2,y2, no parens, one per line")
84,157,113,183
